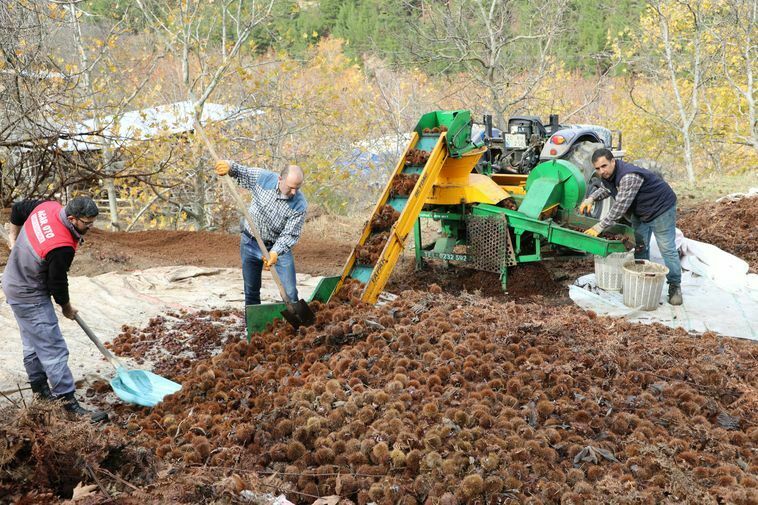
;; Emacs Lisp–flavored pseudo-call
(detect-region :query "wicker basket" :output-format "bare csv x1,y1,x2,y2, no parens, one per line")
622,260,669,310
594,252,634,291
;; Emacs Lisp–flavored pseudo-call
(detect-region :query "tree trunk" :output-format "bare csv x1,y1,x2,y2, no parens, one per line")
105,177,120,230
681,129,695,184
192,167,207,230
69,3,121,229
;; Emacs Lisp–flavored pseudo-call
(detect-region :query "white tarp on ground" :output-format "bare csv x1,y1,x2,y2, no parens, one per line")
570,234,758,341
0,266,322,394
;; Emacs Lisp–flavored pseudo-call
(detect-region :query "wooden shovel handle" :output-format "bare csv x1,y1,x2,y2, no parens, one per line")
193,121,294,305
74,314,125,371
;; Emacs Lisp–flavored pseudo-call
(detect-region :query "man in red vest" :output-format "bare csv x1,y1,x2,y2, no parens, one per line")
3,196,107,422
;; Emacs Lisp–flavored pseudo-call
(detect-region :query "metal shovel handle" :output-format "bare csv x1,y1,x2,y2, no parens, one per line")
193,121,294,305
74,314,126,371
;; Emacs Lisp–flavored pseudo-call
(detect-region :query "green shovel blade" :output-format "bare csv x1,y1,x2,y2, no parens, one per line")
246,275,340,337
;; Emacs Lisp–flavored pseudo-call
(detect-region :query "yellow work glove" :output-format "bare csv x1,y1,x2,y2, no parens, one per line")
584,225,601,237
214,160,230,176
578,198,594,215
263,250,278,270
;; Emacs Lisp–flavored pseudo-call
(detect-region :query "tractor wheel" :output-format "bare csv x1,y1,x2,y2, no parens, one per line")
565,141,604,183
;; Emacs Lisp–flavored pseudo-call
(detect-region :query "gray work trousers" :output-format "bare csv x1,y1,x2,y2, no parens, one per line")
8,299,75,396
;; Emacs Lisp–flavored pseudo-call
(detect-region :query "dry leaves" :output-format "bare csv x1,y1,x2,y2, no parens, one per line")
70,482,98,501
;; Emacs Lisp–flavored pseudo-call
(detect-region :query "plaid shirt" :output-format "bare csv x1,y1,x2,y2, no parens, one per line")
229,162,307,256
589,173,644,231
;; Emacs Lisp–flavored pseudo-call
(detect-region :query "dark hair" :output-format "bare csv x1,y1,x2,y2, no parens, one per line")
591,148,614,164
65,196,99,218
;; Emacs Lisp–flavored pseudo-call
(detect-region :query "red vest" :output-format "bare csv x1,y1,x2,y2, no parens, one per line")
23,201,78,259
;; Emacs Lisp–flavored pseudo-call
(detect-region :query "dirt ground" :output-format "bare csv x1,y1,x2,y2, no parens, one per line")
0,214,361,278
0,212,592,303
678,196,757,272
0,195,756,504
4,194,752,285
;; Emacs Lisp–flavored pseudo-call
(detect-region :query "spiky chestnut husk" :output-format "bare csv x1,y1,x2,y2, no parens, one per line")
286,440,306,461
347,450,368,467
422,451,442,471
405,449,422,473
481,452,499,472
182,447,202,464
314,447,335,465
156,443,172,458
459,474,484,500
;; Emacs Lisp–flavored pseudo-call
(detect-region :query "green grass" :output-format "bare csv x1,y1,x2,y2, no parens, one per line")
670,173,757,208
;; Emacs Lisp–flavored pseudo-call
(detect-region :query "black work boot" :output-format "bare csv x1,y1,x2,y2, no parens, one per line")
59,392,109,423
668,284,683,306
30,379,53,400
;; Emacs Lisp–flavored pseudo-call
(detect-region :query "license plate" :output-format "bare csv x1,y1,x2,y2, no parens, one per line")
504,133,527,149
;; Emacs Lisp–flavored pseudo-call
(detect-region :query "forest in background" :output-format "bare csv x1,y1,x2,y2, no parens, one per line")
0,0,755,230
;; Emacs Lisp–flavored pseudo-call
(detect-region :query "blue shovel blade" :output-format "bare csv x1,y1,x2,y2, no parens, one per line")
110,367,181,407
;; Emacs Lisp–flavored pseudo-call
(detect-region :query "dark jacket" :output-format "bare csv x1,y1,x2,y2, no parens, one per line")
602,160,677,222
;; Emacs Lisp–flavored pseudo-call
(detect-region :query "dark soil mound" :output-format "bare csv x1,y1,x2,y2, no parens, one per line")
679,196,757,271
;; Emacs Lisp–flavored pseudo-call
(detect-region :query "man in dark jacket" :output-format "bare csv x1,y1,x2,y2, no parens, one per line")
2,196,107,421
579,149,683,305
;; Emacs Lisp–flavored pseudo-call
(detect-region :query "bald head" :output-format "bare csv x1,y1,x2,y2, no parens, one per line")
278,164,304,198
280,164,304,180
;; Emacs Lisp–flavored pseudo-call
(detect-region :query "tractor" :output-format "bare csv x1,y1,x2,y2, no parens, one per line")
473,114,624,222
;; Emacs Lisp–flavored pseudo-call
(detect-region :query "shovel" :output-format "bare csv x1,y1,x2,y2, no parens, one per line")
194,121,315,330
75,314,181,407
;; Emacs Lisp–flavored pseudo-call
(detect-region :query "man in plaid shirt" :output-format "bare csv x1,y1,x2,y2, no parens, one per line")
579,148,682,305
214,160,307,308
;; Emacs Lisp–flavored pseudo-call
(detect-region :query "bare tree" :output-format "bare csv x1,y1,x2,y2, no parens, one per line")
133,0,275,229
715,0,757,153
64,1,155,230
363,56,438,147
0,1,160,210
626,0,719,183
407,0,569,127
0,1,116,207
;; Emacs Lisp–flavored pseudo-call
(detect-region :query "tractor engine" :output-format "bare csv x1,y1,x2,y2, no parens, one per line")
479,114,562,174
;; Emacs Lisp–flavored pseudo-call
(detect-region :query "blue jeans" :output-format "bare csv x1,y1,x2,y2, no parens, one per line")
631,205,682,286
9,299,75,396
240,233,298,305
